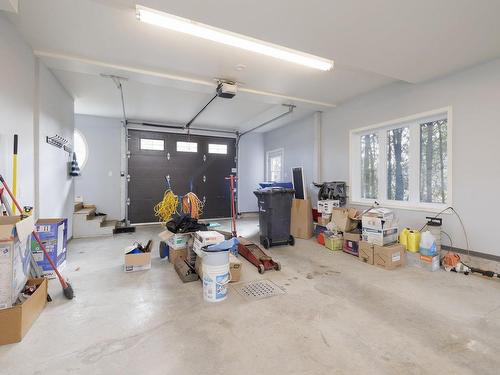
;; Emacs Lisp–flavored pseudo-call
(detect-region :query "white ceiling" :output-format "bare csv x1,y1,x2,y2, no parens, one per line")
6,0,500,131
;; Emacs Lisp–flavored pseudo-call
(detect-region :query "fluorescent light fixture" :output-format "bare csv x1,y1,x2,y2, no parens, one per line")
136,5,334,71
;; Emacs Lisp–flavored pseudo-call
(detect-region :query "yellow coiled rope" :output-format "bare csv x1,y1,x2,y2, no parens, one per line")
154,190,179,223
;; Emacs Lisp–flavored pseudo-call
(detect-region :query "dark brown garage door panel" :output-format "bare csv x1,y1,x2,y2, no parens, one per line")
128,130,236,223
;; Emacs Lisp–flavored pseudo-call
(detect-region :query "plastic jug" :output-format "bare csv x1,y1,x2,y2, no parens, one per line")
407,230,421,253
399,228,410,249
419,231,437,256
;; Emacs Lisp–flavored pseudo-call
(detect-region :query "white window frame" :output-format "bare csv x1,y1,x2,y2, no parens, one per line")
208,143,228,154
176,141,198,153
349,106,452,212
266,148,284,182
74,129,88,170
140,138,165,151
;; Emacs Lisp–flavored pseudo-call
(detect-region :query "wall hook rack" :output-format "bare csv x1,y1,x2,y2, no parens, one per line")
46,134,72,154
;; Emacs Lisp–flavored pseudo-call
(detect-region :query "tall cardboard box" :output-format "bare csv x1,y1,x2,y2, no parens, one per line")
31,218,67,279
0,278,48,345
0,215,35,310
290,199,313,239
358,241,374,264
373,244,404,270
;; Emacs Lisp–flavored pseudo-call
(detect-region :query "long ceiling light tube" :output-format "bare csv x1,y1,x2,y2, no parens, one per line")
136,5,334,71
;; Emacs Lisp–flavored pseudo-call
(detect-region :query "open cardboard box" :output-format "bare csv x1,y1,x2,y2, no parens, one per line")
0,278,48,345
331,208,360,232
124,241,152,272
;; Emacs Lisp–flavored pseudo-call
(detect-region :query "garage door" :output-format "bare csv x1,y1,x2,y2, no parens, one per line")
128,129,236,223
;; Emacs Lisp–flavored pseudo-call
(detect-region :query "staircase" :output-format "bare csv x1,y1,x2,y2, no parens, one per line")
73,202,118,238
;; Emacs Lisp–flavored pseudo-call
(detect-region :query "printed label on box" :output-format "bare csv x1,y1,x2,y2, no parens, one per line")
392,252,401,262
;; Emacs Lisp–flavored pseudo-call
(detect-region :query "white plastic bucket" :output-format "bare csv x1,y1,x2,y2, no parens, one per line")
202,250,230,303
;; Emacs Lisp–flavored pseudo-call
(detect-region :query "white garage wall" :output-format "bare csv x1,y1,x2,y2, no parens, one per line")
263,115,316,194
237,133,264,212
0,15,76,234
36,62,75,236
322,58,500,257
0,14,35,207
74,114,123,220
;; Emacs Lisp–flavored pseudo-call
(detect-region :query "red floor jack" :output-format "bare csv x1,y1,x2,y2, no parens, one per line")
225,175,281,274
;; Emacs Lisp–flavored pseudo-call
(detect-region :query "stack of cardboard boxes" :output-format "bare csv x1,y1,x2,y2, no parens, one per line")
329,207,360,255
0,215,48,345
359,208,405,270
158,230,192,265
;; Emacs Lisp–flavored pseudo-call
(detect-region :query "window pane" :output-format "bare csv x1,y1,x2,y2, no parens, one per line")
140,138,164,151
360,133,379,199
420,119,447,203
74,130,88,169
208,143,227,154
270,155,282,181
177,141,198,153
387,127,409,201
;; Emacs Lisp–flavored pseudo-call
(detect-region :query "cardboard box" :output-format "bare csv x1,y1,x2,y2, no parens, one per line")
195,255,202,277
361,215,398,246
229,253,242,283
358,241,374,264
343,231,361,256
192,231,225,256
195,253,242,283
331,208,359,232
318,216,330,226
317,200,339,214
373,244,404,270
0,215,34,310
363,207,395,221
31,218,67,279
169,247,187,264
158,230,192,250
290,199,313,239
420,255,440,272
0,278,47,345
124,245,152,272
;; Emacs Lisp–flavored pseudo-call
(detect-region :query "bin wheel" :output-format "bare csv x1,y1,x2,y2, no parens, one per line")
274,262,281,271
258,264,265,274
288,235,295,246
263,237,271,249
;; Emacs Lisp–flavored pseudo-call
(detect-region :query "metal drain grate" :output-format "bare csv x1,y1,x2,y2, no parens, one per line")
233,279,286,300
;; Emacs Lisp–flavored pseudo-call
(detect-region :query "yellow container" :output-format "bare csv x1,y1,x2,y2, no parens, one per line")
399,228,410,249
407,230,421,253
325,235,343,251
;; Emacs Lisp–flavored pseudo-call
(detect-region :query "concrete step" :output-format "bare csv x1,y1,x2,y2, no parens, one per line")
74,206,96,219
73,204,115,238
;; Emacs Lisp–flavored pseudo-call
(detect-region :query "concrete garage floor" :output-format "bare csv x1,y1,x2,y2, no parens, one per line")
1,219,500,375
